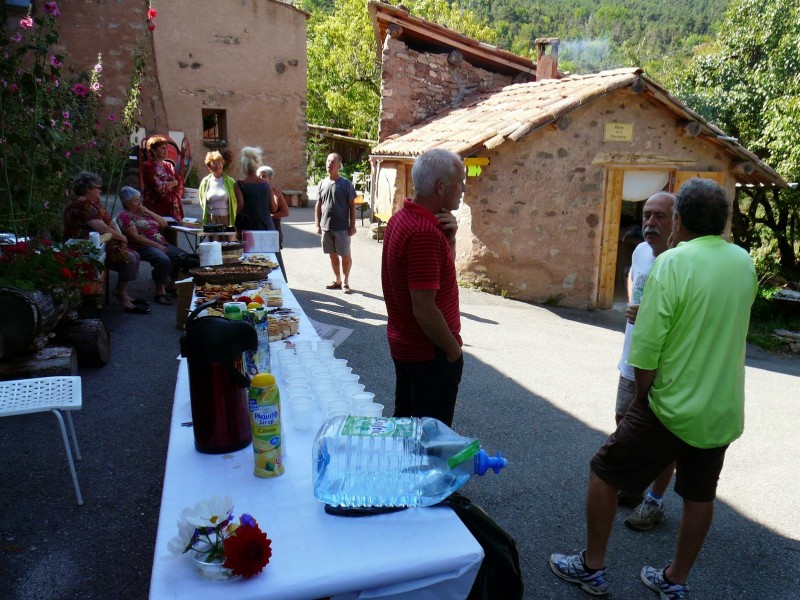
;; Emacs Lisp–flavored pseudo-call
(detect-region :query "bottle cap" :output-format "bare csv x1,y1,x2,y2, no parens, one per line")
474,449,507,476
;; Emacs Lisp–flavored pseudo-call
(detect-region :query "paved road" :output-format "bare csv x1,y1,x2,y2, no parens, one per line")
1,200,798,599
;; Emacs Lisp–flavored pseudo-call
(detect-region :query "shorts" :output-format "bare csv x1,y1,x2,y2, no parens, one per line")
615,375,636,418
321,229,351,256
590,398,729,502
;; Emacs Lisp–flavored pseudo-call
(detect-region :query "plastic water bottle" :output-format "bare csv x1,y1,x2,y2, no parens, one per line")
312,416,507,508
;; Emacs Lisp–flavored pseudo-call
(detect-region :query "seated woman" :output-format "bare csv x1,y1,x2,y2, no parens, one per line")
118,186,188,305
63,172,147,314
256,165,290,248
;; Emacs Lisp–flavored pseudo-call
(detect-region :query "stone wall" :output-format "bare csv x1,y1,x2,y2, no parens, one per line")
378,36,513,142
57,0,308,192
57,0,167,133
455,89,734,308
153,0,308,191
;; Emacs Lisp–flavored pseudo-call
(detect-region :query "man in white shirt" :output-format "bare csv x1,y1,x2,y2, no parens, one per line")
615,192,676,532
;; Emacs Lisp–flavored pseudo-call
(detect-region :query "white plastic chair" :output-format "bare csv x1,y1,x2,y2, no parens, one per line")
0,376,84,505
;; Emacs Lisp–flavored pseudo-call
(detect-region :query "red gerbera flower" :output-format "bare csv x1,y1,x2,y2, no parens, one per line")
147,8,157,19
222,524,272,579
147,22,155,32
61,268,74,279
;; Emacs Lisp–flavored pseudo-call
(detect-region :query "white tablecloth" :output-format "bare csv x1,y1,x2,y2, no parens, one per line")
149,262,483,599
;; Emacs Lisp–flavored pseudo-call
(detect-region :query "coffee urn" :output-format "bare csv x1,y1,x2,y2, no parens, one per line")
180,301,257,453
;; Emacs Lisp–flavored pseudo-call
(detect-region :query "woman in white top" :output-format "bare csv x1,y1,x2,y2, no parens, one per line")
198,151,243,227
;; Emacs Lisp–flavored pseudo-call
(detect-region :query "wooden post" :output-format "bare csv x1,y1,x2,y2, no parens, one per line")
597,169,625,309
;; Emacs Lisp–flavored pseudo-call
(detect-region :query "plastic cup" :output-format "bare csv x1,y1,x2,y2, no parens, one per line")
285,374,309,386
330,366,353,377
326,409,351,419
288,395,314,410
290,401,313,431
316,389,342,410
316,346,334,359
351,392,375,405
270,342,288,355
316,339,334,352
286,384,313,399
336,373,360,386
312,378,338,392
358,402,384,417
325,399,351,413
327,358,348,369
341,383,366,397
294,340,313,353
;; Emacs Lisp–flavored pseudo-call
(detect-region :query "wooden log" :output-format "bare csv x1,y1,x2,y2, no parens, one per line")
0,287,69,359
0,345,77,380
54,318,110,367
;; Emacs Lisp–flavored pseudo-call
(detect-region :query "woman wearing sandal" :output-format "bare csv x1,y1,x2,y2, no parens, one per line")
63,172,147,314
118,186,188,305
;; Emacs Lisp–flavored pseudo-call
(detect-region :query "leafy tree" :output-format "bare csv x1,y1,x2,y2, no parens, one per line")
300,0,496,140
665,0,800,278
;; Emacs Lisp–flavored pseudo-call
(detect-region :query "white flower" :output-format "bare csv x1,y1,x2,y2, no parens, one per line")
167,517,197,556
184,495,234,530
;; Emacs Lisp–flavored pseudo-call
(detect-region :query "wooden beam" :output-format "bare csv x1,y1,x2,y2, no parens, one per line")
380,15,536,75
675,120,701,137
592,152,694,167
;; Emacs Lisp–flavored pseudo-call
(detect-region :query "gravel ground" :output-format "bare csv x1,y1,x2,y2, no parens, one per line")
1,197,798,599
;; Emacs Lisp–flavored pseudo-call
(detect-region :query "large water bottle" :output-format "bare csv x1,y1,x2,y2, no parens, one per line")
312,416,507,508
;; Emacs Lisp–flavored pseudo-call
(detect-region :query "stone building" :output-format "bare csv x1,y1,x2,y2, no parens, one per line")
54,0,308,192
367,1,787,309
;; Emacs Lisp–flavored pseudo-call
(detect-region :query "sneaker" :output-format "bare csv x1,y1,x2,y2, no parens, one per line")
641,565,689,599
625,497,666,531
618,489,644,508
549,550,609,596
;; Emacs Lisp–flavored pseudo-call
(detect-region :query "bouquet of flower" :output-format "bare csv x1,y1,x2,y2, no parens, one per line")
167,495,272,579
0,239,103,306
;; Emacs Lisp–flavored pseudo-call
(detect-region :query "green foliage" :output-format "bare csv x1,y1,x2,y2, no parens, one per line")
661,0,800,279
460,0,729,72
0,4,146,241
184,166,200,189
299,0,496,140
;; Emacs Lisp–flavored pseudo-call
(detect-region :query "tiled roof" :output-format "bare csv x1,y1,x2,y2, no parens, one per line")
372,68,787,187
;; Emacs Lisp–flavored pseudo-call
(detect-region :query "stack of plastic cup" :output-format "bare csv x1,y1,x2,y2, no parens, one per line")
357,403,384,417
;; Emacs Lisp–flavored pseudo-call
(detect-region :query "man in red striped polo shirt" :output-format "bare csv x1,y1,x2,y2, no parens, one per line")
381,148,466,427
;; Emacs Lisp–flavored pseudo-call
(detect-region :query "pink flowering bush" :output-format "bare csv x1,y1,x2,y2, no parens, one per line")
0,3,147,240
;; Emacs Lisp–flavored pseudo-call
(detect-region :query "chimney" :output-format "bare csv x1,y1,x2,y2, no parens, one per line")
535,38,559,81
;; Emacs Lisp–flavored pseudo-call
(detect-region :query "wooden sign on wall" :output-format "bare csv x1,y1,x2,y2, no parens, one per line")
604,122,634,143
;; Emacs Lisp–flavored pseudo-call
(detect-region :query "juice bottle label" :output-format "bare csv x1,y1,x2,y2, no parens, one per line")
340,416,416,438
248,384,284,478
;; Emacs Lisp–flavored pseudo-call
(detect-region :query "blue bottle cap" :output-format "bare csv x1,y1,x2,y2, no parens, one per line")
474,449,507,476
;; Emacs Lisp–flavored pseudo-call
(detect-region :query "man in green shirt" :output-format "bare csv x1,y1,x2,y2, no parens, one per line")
550,178,757,599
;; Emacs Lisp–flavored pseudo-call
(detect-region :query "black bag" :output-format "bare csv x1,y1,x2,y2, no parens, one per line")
444,493,524,600
171,252,200,273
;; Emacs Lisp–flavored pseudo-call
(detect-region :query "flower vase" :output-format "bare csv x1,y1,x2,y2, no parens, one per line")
192,552,236,581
